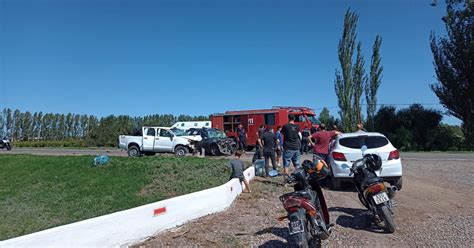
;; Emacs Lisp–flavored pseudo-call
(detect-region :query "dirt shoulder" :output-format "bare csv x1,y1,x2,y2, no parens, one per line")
135,156,473,247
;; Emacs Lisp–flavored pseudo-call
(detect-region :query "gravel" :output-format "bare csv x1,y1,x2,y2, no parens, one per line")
134,153,474,247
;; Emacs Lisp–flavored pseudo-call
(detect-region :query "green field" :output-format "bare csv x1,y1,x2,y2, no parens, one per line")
0,154,230,241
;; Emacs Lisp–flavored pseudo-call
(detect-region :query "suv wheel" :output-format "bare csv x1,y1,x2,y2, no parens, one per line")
210,145,220,156
394,177,403,191
331,176,341,190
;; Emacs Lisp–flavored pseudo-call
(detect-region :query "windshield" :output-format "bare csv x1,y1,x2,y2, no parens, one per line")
307,115,319,124
170,128,187,136
207,129,227,139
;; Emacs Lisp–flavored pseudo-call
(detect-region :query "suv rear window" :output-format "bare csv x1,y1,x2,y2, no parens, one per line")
339,135,389,149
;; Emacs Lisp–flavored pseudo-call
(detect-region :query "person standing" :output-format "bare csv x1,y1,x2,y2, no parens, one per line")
275,126,283,167
301,125,311,155
356,123,367,132
236,124,247,151
261,127,277,177
256,125,266,159
310,124,319,135
228,150,251,193
309,124,341,163
282,115,302,183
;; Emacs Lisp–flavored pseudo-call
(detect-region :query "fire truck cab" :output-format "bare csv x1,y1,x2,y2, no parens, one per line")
211,106,319,151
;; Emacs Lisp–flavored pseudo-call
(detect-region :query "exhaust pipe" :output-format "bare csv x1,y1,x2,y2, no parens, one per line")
387,185,397,198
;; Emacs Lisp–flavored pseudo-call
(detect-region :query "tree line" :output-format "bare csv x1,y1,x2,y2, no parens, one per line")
334,2,472,149
318,104,467,151
0,108,208,147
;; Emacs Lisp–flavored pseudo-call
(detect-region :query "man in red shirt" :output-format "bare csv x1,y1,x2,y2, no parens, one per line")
309,124,341,163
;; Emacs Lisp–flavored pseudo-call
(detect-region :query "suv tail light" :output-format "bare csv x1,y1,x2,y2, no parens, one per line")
332,152,346,161
388,150,400,160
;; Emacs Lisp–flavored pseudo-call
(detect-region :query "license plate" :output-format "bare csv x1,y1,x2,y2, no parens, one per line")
288,220,304,235
373,192,389,205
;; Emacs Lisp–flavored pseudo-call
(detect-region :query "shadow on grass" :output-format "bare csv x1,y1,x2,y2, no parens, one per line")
329,206,387,234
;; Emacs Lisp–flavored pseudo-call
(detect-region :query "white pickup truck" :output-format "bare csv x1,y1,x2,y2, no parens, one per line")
119,127,201,157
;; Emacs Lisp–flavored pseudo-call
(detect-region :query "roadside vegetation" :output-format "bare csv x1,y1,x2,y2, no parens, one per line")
0,154,229,240
0,110,209,147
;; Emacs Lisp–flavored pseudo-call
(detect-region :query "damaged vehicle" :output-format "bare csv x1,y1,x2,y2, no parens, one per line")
187,128,237,156
119,127,200,157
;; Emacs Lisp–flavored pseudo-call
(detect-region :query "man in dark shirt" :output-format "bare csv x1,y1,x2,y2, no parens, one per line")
281,115,302,182
236,124,247,151
301,125,311,155
309,123,341,163
310,124,319,135
261,127,277,177
256,125,266,159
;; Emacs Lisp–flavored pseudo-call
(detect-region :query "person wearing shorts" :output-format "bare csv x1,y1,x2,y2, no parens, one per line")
281,115,302,183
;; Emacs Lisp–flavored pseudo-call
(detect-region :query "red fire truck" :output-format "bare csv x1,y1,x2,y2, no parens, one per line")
211,106,318,150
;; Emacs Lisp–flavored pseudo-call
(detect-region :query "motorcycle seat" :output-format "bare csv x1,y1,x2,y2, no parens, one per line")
365,177,384,186
282,191,313,200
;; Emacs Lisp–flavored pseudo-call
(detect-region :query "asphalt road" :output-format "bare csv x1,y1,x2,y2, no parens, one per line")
2,148,473,162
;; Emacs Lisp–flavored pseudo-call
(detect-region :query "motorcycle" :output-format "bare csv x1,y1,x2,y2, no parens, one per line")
278,159,332,247
350,145,397,233
0,137,12,151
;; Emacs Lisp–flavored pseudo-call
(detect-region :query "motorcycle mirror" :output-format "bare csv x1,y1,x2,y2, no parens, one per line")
361,145,368,155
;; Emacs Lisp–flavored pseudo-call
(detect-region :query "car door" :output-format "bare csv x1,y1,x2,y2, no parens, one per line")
154,129,174,152
143,127,156,151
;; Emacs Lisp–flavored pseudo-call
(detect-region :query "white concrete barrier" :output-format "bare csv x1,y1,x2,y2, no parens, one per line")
0,166,255,247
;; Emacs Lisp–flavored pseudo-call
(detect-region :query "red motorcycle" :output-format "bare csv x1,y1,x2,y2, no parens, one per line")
278,159,332,248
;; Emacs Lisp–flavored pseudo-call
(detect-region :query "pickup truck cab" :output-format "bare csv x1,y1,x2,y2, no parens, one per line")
119,127,200,157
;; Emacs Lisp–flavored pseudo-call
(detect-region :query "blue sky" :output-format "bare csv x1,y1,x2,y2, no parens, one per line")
0,0,460,124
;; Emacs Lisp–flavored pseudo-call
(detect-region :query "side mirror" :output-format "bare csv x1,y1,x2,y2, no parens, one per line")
361,145,368,155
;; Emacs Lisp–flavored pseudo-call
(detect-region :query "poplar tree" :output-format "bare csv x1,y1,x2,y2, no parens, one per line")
366,35,383,131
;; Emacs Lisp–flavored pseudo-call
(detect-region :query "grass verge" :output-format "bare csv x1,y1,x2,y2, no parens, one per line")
0,154,229,241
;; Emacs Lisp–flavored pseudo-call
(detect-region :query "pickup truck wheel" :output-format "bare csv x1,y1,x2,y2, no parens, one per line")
175,146,189,157
128,146,141,157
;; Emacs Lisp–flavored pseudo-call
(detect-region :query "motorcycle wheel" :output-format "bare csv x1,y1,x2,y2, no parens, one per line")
378,204,396,233
291,217,310,248
6,143,11,151
308,237,322,248
292,232,309,248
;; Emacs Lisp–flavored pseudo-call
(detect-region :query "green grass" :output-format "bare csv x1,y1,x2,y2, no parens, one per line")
0,154,229,241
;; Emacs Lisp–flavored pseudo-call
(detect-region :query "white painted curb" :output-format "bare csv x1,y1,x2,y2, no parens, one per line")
0,166,255,247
